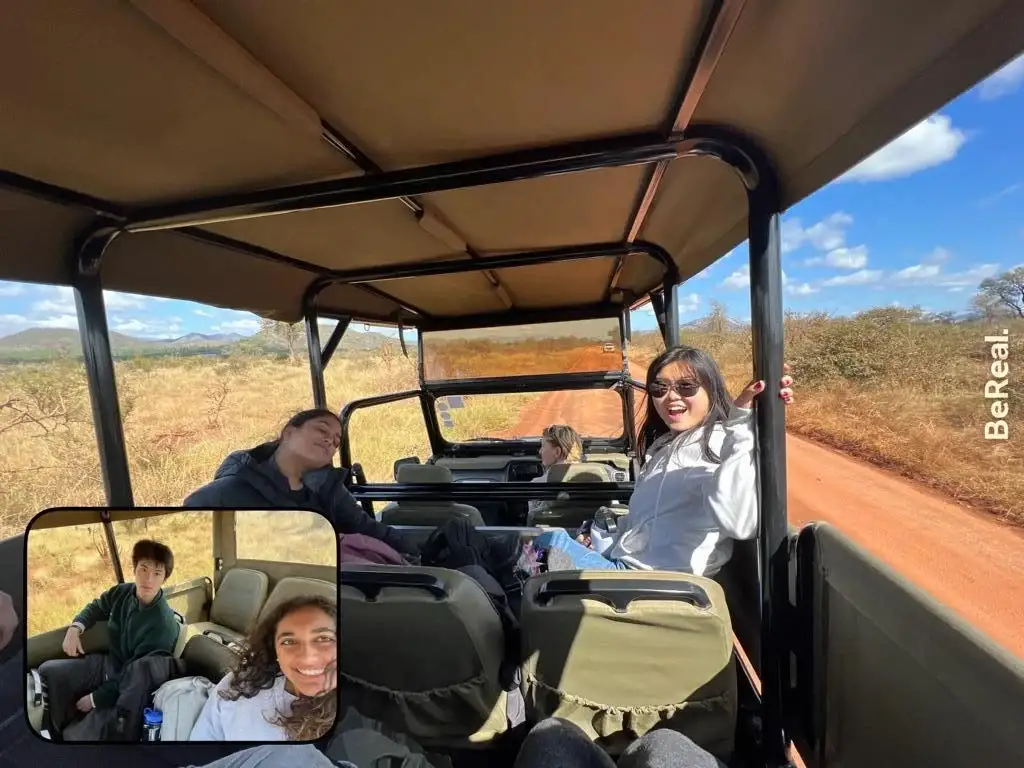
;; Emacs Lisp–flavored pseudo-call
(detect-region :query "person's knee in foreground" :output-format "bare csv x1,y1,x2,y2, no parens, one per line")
179,744,355,768
514,717,726,768
535,346,794,577
39,539,178,740
189,594,337,741
184,408,415,556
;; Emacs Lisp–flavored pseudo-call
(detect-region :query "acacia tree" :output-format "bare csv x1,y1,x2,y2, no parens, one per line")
975,266,1024,319
258,319,304,363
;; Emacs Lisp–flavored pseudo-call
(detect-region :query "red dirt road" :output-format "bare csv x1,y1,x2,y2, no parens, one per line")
510,351,1024,660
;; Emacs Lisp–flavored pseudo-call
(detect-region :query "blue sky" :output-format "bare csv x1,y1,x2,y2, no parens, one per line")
1,53,1022,340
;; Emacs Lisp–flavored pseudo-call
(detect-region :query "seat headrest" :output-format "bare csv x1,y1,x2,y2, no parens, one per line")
210,568,269,634
181,634,238,682
545,462,613,483
397,463,453,484
257,576,337,624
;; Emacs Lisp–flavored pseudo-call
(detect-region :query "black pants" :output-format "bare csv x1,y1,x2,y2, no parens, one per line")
38,653,118,740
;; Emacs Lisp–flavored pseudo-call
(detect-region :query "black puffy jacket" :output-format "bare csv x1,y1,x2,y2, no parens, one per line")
183,441,415,554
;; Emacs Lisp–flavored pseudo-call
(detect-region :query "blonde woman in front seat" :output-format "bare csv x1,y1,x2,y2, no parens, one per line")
528,424,582,519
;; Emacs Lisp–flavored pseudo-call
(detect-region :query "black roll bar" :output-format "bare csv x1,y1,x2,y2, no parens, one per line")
351,482,634,502
74,226,134,508
124,133,680,232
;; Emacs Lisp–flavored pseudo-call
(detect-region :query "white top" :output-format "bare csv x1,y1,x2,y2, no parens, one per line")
604,406,758,576
189,671,297,741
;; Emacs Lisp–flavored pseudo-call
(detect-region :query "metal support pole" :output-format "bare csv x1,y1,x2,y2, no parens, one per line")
305,309,327,409
73,228,134,508
650,290,668,346
664,284,680,348
321,317,349,368
100,509,125,583
748,185,791,768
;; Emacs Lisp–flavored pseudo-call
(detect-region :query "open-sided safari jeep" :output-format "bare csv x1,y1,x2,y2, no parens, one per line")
1,2,1023,767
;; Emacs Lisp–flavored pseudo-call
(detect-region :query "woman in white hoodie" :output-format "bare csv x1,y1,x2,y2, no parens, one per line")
189,595,337,742
534,346,794,578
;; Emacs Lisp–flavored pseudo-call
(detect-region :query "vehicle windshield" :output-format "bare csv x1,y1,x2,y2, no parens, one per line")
435,390,624,443
421,318,622,381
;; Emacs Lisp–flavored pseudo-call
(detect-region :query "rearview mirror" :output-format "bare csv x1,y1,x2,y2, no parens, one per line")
393,456,421,480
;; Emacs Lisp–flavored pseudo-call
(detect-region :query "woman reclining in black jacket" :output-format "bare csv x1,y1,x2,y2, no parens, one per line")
184,409,416,556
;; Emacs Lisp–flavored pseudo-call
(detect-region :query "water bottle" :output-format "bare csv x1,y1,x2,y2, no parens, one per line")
142,707,163,742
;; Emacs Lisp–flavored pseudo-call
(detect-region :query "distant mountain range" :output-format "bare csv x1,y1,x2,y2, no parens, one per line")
0,325,394,362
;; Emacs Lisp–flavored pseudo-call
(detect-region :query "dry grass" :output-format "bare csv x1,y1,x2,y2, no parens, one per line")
4,312,1023,636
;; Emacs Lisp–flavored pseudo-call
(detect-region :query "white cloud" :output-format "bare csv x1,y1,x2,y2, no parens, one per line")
923,247,952,265
935,263,1000,288
112,319,153,335
213,318,260,334
679,292,700,313
782,212,853,253
979,53,1024,101
0,314,31,336
194,309,213,317
36,314,79,330
806,245,869,269
886,260,998,290
103,291,148,310
821,269,884,287
0,282,25,297
720,265,750,289
31,286,75,314
948,286,965,293
786,282,818,296
894,264,942,281
838,114,967,183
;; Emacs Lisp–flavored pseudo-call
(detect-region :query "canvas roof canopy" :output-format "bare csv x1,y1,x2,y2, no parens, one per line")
0,0,1021,325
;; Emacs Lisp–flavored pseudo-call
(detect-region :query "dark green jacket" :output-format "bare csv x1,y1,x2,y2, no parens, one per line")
72,583,179,708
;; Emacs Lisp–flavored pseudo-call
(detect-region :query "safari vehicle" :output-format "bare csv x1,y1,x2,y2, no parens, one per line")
22,507,336,743
0,2,1023,767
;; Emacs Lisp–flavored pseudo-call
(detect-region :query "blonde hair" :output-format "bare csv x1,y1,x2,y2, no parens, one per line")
542,424,582,464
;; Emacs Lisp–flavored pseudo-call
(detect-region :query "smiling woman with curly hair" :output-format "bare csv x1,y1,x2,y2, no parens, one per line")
189,595,337,742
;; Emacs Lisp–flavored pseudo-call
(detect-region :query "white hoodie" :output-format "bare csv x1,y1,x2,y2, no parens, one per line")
603,405,758,576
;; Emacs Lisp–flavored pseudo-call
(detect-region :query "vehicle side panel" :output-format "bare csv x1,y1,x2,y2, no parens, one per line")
791,522,1024,767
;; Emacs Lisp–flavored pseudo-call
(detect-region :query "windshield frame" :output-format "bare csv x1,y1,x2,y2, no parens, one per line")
417,311,629,386
425,372,632,458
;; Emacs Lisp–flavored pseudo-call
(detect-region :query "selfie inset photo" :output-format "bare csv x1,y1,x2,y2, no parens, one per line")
24,507,338,744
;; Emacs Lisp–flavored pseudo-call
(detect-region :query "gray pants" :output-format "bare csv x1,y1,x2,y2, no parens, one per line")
180,745,354,768
514,718,728,768
181,720,724,768
38,653,118,740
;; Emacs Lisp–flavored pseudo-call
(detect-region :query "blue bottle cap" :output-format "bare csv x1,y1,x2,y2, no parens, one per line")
143,708,163,725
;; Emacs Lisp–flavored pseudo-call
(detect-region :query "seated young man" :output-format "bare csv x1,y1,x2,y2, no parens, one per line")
39,538,180,741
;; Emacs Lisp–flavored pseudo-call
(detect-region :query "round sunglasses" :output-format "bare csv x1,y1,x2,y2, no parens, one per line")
648,379,701,398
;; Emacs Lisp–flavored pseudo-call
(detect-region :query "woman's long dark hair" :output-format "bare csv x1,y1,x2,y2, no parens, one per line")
220,594,338,741
638,346,733,464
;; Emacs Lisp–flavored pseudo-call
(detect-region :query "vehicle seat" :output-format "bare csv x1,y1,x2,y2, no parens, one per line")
380,464,485,527
256,576,337,625
180,634,240,682
339,563,509,748
520,571,738,761
188,568,269,647
527,462,618,528
172,612,189,657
